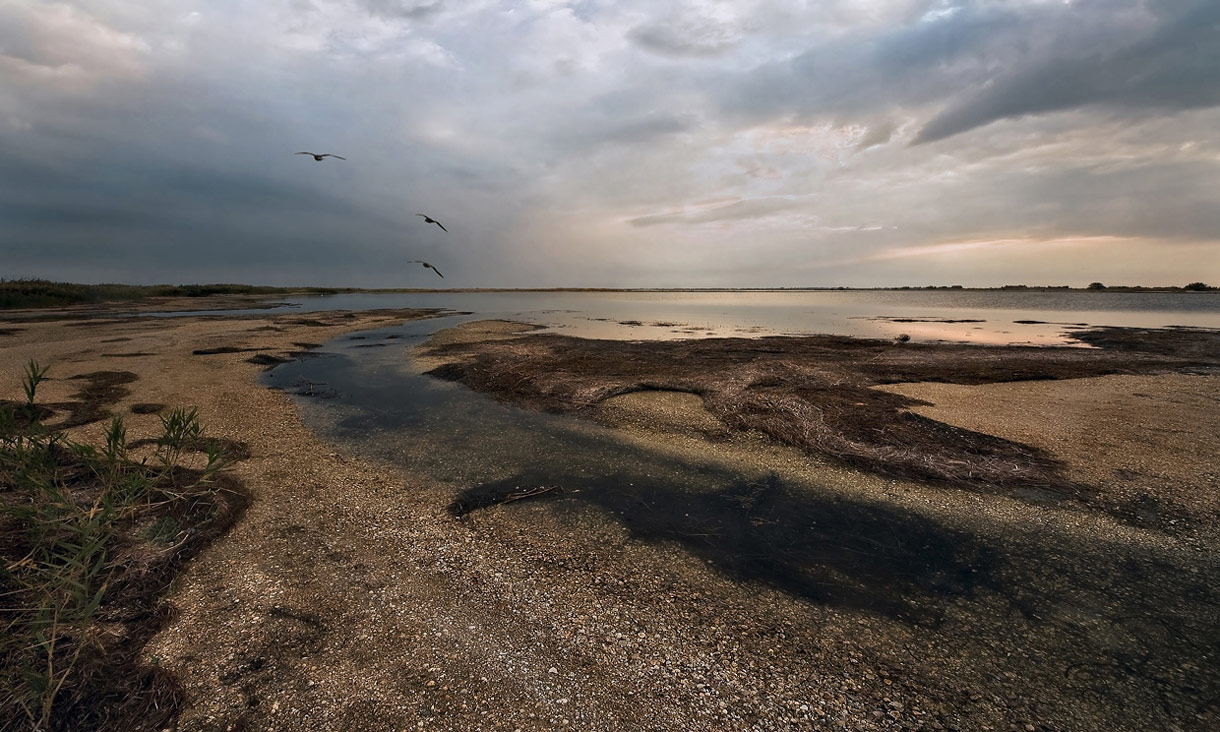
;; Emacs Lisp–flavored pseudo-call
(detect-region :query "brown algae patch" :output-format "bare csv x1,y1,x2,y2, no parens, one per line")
420,322,1220,518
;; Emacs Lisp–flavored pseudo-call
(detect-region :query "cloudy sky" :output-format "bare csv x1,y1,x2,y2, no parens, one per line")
2,0,1218,288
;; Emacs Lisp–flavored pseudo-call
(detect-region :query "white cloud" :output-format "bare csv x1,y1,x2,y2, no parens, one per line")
0,2,149,90
0,0,1218,287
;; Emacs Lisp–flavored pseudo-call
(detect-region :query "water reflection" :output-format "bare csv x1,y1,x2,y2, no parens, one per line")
155,289,1219,346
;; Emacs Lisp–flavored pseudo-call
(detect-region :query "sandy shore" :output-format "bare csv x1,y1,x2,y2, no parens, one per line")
2,307,1217,731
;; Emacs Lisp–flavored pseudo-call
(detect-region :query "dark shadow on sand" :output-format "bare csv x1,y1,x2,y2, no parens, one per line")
451,470,999,626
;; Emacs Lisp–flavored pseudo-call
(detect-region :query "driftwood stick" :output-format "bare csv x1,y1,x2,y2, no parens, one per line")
499,484,561,505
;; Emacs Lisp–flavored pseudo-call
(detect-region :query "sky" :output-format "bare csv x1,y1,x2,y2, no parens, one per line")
1,0,1218,288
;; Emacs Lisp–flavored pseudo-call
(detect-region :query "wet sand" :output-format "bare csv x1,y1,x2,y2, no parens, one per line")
1,310,1217,731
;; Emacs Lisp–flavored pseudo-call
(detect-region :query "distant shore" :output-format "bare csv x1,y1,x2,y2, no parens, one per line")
3,278,1215,311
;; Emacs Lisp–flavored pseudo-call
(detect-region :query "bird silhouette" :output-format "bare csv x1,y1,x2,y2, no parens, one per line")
408,260,444,278
416,213,448,232
295,152,346,161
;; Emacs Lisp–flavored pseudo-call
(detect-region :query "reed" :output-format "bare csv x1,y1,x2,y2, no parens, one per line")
0,362,246,731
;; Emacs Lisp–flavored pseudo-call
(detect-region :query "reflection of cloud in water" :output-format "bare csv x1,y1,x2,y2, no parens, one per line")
151,290,1219,345
890,321,1082,346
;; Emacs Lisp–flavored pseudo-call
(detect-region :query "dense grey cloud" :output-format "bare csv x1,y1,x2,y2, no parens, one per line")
719,0,1220,141
627,5,745,58
1,0,1217,288
916,0,1220,142
358,0,447,21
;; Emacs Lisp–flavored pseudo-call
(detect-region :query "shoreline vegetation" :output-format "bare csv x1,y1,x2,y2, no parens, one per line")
2,278,1216,310
0,280,347,310
1,363,248,731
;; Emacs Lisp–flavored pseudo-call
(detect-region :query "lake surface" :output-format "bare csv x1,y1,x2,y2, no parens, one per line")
163,289,1220,345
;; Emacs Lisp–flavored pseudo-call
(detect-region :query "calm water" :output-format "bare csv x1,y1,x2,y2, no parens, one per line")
161,289,1219,345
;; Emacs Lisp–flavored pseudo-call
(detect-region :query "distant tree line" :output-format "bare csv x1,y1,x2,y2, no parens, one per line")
893,285,966,290
877,282,1217,292
1082,282,1215,291
0,279,347,309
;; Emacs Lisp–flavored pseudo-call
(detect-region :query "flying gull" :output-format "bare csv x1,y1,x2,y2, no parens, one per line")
416,213,448,232
408,260,444,278
295,152,346,161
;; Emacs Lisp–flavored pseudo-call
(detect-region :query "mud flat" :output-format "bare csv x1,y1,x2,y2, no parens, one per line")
2,310,1218,731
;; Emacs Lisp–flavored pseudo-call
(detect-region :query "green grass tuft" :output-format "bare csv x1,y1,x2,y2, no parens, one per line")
1,362,247,731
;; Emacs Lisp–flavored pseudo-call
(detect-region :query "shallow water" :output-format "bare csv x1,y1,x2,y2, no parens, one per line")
162,289,1220,345
267,314,743,490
